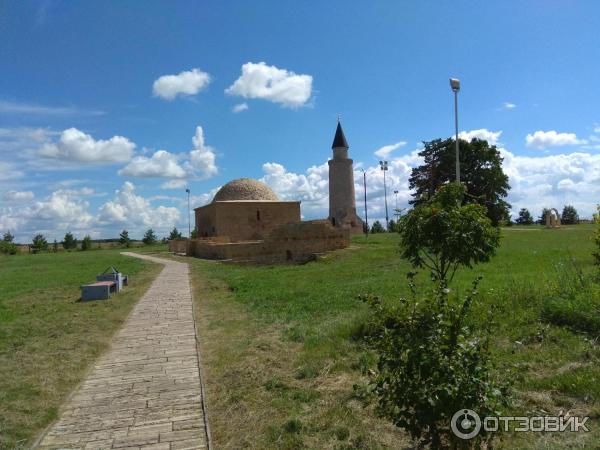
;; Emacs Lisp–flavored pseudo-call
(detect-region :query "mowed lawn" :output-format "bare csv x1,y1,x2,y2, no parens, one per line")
188,224,600,449
0,250,160,449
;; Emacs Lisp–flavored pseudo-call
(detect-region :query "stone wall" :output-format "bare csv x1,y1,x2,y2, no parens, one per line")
169,220,349,264
195,201,300,241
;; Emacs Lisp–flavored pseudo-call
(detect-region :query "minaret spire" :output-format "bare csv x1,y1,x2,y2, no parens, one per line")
331,118,349,149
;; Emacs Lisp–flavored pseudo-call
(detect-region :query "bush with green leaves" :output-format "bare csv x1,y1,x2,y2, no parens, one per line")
515,208,534,225
398,182,500,284
370,220,385,234
32,234,48,252
561,205,579,225
119,230,131,248
0,240,18,255
62,232,78,250
3,231,14,243
81,235,93,251
142,228,157,245
169,227,183,240
360,275,509,448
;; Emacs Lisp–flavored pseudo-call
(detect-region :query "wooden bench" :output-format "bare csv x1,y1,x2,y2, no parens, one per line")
80,280,116,301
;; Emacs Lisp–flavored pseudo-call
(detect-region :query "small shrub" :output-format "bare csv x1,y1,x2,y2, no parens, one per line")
32,234,48,252
81,235,93,251
359,275,510,448
142,228,157,245
283,418,302,434
0,241,18,255
62,232,77,250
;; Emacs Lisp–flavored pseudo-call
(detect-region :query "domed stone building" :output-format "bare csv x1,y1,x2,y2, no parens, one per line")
195,178,301,241
170,122,359,263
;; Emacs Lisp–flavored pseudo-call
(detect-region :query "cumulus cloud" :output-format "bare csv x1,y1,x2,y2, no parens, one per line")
232,102,249,113
525,130,586,149
3,190,34,201
31,190,94,230
459,129,502,146
119,125,217,184
152,68,211,100
38,128,135,163
98,182,180,228
225,62,313,108
187,126,218,179
119,150,187,178
374,141,407,159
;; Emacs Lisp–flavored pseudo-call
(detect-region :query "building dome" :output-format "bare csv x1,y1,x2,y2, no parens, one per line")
212,178,279,202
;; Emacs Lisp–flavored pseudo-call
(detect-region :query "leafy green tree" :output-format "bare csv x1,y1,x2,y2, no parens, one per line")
191,228,198,239
399,182,500,284
32,234,48,252
169,227,183,240
515,208,534,225
538,208,550,225
3,231,14,243
360,277,508,448
409,137,511,226
387,219,399,233
81,235,93,251
62,232,78,250
370,220,385,234
142,229,157,245
561,205,579,225
593,205,600,224
119,230,131,248
0,241,17,255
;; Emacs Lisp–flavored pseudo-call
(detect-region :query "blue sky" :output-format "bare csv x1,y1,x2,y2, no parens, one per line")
1,0,600,242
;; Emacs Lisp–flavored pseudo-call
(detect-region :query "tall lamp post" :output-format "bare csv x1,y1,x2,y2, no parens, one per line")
379,160,389,230
361,169,368,237
393,190,399,222
450,77,461,182
185,188,191,238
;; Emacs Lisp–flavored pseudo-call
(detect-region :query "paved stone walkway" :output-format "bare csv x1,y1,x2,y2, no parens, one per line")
37,253,209,450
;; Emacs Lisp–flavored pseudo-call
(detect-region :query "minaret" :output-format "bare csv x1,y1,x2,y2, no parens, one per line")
328,120,362,232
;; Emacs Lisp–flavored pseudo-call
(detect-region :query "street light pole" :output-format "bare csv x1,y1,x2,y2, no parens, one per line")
379,160,389,230
393,190,399,221
450,77,461,182
185,188,191,238
362,169,368,238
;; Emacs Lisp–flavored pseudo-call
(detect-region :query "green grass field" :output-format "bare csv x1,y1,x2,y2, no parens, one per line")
0,250,160,449
187,225,600,449
1,227,598,449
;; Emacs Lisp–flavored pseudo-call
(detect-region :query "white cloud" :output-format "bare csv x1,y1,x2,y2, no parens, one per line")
161,179,187,190
500,102,516,110
119,150,187,178
3,190,34,201
152,68,211,100
232,102,249,113
98,182,180,229
459,129,502,146
31,190,94,230
38,128,135,164
119,125,217,181
500,149,600,218
374,141,407,158
187,126,218,179
525,130,586,149
225,62,313,108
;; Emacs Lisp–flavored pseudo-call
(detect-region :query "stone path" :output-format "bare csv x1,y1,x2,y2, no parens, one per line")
37,253,209,450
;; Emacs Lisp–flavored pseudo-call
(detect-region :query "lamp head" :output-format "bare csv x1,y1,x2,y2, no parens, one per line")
450,78,460,92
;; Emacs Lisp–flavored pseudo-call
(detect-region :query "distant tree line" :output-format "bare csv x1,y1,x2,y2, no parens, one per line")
514,205,580,225
0,226,183,255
